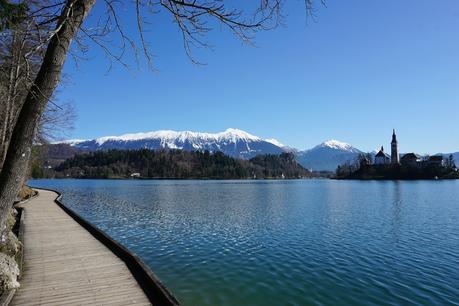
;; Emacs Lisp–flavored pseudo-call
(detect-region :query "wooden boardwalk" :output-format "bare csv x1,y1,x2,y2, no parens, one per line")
12,189,152,306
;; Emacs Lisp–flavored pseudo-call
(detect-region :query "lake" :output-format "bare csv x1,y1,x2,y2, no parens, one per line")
28,179,459,305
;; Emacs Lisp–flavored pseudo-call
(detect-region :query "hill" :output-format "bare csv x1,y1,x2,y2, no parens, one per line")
42,149,310,179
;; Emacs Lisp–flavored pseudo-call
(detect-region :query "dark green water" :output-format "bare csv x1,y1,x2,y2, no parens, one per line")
29,179,459,305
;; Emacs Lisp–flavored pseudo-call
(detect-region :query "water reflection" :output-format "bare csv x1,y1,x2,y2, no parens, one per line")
390,181,403,241
29,179,459,306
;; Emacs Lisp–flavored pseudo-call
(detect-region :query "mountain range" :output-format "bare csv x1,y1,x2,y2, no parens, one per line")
55,128,458,172
61,129,285,159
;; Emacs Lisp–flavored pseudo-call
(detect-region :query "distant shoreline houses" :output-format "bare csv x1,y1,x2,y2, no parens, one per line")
336,130,458,179
373,130,445,168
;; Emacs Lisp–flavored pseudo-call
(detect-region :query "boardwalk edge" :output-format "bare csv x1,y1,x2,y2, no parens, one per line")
32,187,180,306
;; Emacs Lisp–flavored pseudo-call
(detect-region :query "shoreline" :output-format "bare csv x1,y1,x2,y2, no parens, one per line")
333,177,459,181
30,176,323,181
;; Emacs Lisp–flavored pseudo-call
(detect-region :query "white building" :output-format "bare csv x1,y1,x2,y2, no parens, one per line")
374,146,390,165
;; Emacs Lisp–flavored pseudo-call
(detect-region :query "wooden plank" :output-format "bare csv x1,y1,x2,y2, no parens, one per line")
11,189,152,306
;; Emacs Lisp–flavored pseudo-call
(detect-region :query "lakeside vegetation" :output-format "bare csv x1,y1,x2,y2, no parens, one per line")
33,149,312,180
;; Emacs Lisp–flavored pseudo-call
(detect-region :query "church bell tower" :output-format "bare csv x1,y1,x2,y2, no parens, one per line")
391,129,400,164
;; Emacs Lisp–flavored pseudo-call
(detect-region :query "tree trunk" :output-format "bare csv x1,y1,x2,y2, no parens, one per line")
1,30,21,170
0,0,95,239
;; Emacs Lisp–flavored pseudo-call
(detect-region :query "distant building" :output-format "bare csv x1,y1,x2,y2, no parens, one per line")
130,172,141,178
374,130,400,166
391,129,400,164
372,131,445,169
374,146,390,165
401,153,421,167
426,155,444,167
345,130,454,179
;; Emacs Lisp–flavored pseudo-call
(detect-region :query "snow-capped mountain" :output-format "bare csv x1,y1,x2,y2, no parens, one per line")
296,140,362,171
62,128,286,159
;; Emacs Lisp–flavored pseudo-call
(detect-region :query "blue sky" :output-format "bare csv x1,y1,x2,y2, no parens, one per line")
58,0,459,153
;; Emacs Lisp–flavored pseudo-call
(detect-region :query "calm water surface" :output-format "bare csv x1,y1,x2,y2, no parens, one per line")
29,179,459,306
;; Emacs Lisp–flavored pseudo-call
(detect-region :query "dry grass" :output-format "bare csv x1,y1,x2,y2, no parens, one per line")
17,186,36,201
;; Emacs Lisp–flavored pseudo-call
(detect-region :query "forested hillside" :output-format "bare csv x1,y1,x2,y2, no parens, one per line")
40,149,310,179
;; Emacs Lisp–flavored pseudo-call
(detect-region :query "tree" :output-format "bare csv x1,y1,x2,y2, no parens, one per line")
0,0,96,239
356,153,370,168
0,7,38,168
0,0,27,31
445,154,456,170
51,149,309,179
1,1,75,169
0,0,322,238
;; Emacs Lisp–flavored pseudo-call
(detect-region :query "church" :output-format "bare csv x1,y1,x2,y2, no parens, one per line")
374,130,400,166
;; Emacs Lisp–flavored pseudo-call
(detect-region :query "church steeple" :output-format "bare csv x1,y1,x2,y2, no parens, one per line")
391,129,400,164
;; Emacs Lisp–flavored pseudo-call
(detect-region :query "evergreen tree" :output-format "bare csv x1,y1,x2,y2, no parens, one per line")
49,149,310,180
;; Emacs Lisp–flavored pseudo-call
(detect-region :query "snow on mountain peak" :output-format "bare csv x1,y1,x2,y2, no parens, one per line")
265,138,285,148
54,139,89,145
89,128,262,146
94,131,176,145
318,140,356,151
59,128,287,159
295,140,362,171
217,128,261,142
